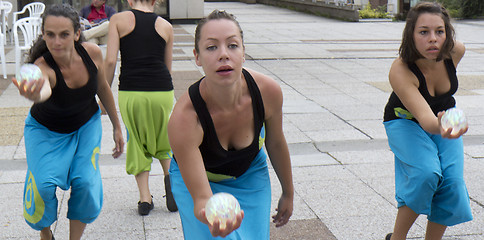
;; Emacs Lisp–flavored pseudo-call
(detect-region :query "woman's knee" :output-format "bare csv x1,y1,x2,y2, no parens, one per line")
69,174,102,205
23,177,58,230
429,178,473,226
67,179,103,222
435,177,470,204
412,168,441,190
24,173,58,213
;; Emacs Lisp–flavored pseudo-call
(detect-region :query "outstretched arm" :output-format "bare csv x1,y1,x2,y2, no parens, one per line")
168,94,243,237
389,58,466,139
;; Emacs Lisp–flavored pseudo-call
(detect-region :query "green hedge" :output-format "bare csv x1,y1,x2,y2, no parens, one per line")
359,3,389,19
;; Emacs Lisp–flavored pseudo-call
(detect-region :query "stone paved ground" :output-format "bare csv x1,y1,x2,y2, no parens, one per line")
1,2,483,239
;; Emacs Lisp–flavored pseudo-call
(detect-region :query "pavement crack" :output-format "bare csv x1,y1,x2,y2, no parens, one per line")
470,196,484,209
326,152,344,165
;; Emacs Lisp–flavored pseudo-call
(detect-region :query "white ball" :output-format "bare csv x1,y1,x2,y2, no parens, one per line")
16,64,42,84
205,192,241,229
441,108,468,134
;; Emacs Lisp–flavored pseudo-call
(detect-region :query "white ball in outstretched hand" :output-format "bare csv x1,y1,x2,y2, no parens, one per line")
205,192,241,229
16,64,42,84
441,107,468,134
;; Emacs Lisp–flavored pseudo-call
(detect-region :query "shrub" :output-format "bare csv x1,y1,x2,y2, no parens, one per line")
359,3,389,19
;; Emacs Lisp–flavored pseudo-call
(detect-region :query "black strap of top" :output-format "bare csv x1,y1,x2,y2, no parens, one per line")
42,42,97,88
188,79,214,143
187,69,265,177
408,59,457,99
188,68,264,142
243,69,265,123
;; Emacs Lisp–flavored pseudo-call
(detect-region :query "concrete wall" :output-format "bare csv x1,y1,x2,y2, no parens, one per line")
257,0,360,22
169,0,204,20
369,0,387,7
387,0,397,15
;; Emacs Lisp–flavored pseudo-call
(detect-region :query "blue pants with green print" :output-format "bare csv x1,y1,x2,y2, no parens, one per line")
23,110,103,230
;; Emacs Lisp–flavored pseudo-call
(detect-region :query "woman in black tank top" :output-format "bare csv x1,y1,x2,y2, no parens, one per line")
168,10,294,239
104,0,177,215
12,4,124,240
383,3,472,240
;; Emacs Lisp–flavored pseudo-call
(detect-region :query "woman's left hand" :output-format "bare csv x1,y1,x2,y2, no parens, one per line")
272,193,293,227
112,127,124,158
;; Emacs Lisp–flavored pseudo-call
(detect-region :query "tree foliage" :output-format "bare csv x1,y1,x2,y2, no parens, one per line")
437,0,484,19
461,0,484,18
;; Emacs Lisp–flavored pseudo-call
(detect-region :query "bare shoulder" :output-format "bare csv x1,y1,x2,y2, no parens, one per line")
389,58,406,73
169,92,203,143
451,40,465,65
81,42,102,56
33,56,56,85
170,93,198,129
33,56,54,75
33,56,48,68
111,10,133,23
81,42,103,60
111,11,135,37
388,58,419,92
389,58,412,82
155,16,173,40
245,68,281,95
244,68,283,119
155,16,172,28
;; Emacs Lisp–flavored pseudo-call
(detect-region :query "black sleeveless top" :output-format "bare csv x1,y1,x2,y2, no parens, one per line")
184,69,266,179
30,43,99,133
118,9,173,91
383,59,457,123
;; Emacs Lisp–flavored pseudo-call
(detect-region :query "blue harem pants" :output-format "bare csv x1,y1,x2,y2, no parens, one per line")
384,119,472,226
23,110,103,230
169,149,271,239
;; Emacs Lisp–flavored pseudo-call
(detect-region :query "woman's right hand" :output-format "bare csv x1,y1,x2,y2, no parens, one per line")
197,207,244,238
438,111,468,139
12,77,45,102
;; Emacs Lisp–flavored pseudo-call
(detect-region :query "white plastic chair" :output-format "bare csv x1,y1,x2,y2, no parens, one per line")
0,31,7,78
11,2,44,42
13,17,42,72
12,2,45,20
1,1,12,43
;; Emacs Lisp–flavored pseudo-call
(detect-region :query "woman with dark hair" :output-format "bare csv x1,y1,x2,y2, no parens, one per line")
104,0,176,215
12,4,124,240
168,9,294,239
383,2,472,240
